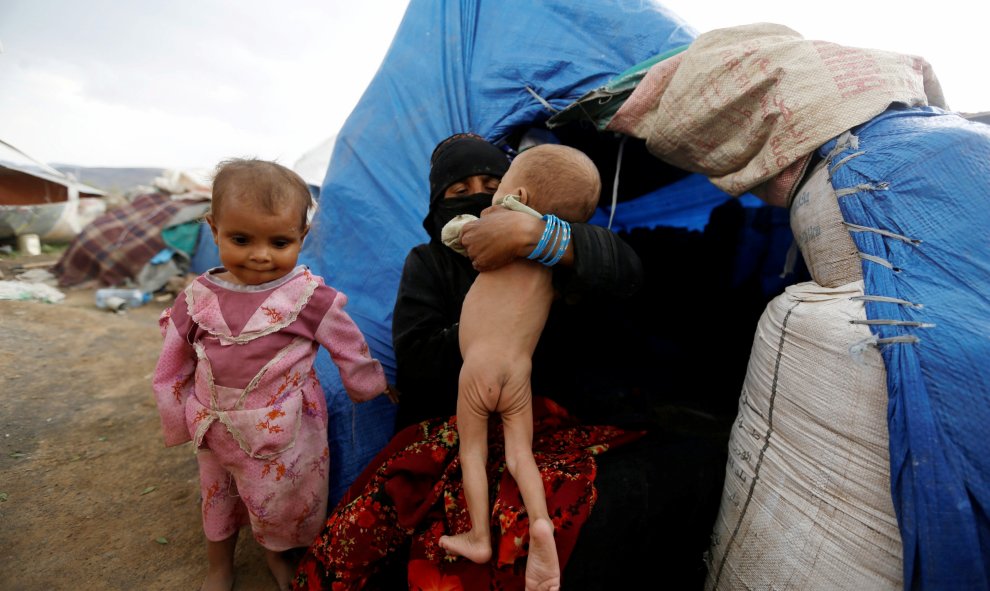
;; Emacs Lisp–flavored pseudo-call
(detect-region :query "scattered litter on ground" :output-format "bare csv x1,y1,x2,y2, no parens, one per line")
15,268,58,285
0,280,65,303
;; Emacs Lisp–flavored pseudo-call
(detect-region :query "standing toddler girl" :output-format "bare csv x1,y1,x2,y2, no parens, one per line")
153,158,388,590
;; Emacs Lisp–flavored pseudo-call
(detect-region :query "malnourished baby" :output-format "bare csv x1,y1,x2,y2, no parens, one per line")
439,143,601,591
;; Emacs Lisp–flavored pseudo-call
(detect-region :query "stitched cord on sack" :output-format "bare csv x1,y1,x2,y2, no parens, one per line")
850,334,921,363
711,302,799,589
825,132,927,355
835,182,889,198
850,319,936,328
828,150,866,176
824,131,861,179
844,222,922,245
858,252,900,271
851,294,924,309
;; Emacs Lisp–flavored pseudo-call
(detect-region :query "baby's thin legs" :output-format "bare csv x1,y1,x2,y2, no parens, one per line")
439,387,493,564
202,534,236,591
265,548,296,591
503,400,559,591
502,399,547,524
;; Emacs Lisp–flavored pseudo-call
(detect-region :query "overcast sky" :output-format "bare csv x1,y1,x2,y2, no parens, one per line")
1,1,986,171
0,0,410,170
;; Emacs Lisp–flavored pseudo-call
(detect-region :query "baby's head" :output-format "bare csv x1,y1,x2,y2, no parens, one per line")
494,144,600,222
207,158,313,286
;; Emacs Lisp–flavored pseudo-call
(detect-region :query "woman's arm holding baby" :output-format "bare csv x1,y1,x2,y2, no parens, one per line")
459,207,643,299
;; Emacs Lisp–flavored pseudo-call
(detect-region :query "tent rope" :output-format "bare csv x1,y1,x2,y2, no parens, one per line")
524,86,559,113
608,134,627,230
779,240,799,278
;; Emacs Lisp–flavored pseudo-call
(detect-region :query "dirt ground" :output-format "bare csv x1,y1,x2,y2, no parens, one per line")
0,253,278,590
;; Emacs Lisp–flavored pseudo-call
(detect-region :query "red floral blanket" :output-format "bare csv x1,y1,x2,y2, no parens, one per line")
293,397,642,590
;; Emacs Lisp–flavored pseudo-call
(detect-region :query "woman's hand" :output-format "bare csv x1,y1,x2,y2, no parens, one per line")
460,207,543,272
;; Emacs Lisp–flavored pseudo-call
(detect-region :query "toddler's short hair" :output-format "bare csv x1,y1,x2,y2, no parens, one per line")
211,158,312,229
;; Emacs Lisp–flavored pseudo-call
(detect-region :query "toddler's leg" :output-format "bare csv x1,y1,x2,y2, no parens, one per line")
197,450,241,591
202,535,236,591
265,548,296,591
439,367,493,564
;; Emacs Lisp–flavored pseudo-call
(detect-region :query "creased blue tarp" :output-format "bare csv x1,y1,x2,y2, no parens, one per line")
298,0,696,505
190,223,221,275
824,106,990,590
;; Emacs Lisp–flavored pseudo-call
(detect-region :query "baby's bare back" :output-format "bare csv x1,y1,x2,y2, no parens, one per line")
458,259,553,414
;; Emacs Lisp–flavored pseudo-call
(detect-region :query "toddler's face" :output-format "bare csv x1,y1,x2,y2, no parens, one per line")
208,199,308,286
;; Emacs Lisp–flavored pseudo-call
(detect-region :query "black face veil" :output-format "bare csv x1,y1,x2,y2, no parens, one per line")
423,134,510,240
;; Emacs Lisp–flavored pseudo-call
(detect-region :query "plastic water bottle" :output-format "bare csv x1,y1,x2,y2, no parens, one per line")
95,288,150,311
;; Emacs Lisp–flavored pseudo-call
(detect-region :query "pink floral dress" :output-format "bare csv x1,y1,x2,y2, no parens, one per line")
153,265,386,551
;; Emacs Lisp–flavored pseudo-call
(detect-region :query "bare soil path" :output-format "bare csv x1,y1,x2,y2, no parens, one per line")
0,253,276,590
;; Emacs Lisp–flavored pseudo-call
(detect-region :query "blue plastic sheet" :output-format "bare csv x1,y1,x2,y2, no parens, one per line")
297,0,697,505
824,106,990,590
189,223,221,275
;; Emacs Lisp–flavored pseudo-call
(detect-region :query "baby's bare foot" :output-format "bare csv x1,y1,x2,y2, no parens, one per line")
439,531,493,564
200,568,234,591
525,518,560,591
265,549,296,591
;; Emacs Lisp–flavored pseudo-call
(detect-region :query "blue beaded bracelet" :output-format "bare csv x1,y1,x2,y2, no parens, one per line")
542,219,571,267
527,214,558,260
537,218,562,265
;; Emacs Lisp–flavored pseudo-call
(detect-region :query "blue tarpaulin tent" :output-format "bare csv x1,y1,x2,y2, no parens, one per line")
294,1,990,588
298,0,704,505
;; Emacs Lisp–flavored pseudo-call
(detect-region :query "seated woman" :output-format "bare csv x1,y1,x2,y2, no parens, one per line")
293,133,727,591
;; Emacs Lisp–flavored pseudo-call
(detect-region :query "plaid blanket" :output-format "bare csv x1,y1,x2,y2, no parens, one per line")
54,192,208,288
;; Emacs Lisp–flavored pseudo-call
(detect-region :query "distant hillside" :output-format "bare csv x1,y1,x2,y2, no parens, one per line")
52,165,164,194
964,111,990,126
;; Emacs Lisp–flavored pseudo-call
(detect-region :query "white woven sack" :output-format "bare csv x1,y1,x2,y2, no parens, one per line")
790,160,862,287
705,280,902,590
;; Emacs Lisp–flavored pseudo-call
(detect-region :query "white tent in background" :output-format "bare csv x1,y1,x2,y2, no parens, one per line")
292,135,336,196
